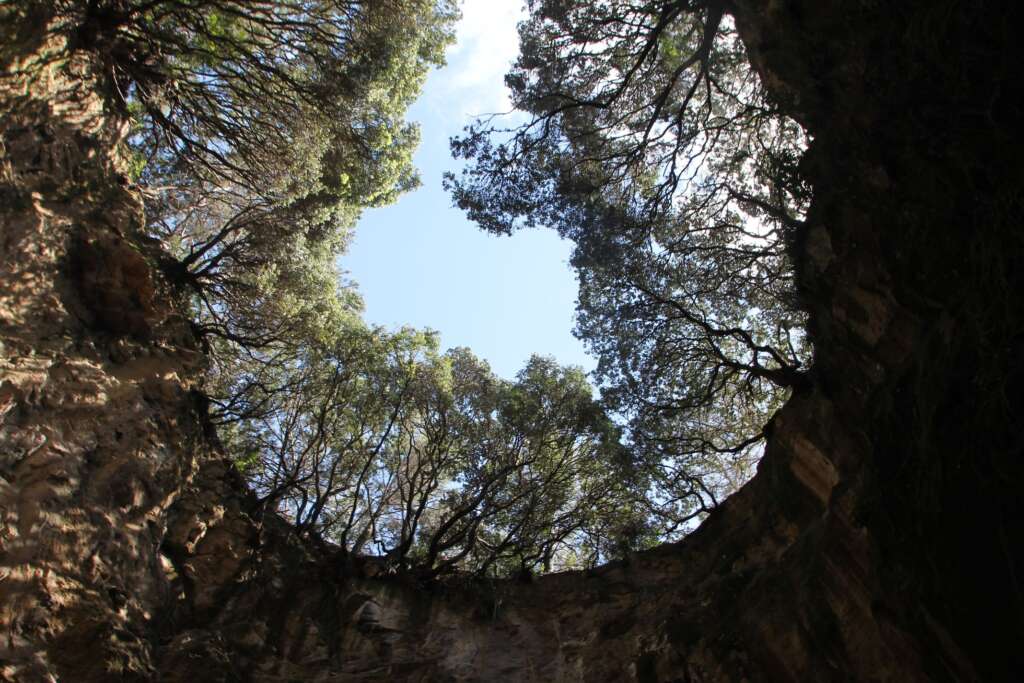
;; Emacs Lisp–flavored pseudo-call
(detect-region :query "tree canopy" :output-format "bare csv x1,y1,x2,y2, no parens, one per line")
68,0,457,355
59,0,813,574
446,0,811,531
227,333,645,576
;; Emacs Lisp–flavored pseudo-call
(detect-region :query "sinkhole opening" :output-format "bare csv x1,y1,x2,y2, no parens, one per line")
115,0,810,578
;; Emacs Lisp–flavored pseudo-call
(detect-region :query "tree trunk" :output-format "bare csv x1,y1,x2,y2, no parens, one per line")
1,1,1020,681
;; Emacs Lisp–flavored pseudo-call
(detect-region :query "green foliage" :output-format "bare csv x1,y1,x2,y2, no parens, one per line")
70,0,646,575
446,0,812,533
74,0,457,358
59,0,810,571
225,333,641,576
89,0,458,207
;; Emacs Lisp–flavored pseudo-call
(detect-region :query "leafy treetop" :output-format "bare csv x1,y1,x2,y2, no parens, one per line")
446,0,811,530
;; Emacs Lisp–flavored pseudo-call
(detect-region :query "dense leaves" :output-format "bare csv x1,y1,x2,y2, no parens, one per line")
57,0,813,572
57,0,654,576
228,334,645,576
65,0,456,354
446,0,811,532
78,0,453,199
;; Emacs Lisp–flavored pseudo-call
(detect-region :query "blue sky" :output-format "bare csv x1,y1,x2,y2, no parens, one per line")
341,0,596,380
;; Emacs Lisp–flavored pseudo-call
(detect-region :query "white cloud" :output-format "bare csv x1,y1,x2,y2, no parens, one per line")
432,0,526,119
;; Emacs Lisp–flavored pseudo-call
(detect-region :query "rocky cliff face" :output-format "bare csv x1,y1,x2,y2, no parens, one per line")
0,14,211,678
1,2,1021,681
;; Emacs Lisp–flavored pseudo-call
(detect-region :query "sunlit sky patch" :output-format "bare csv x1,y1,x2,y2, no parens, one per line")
341,0,596,380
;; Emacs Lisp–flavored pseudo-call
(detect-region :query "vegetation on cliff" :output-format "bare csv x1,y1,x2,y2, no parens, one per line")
46,0,823,576
447,0,812,531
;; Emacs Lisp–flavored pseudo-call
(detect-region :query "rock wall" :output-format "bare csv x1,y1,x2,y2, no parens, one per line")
1,2,1021,681
0,10,212,678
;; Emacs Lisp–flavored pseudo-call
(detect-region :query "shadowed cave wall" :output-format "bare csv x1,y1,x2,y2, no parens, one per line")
1,0,1022,680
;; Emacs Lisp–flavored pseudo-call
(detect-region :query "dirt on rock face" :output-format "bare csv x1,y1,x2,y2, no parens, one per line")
1,2,1021,682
